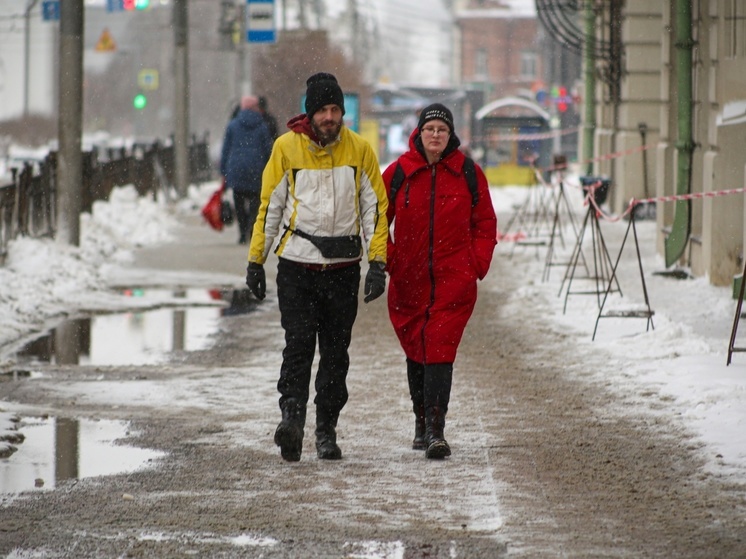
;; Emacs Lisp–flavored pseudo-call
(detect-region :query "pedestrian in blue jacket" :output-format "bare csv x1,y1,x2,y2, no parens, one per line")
220,95,273,244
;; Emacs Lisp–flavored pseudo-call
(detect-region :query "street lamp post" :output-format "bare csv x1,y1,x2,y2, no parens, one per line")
57,0,84,247
173,0,189,198
23,0,41,117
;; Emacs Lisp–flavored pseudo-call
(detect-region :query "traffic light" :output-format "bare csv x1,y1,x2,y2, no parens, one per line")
123,0,149,10
556,86,568,113
133,93,147,110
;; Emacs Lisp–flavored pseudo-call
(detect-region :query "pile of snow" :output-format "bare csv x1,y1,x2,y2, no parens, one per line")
0,185,186,356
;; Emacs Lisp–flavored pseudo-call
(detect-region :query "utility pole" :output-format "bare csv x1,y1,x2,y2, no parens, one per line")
23,0,40,117
57,0,84,246
237,2,251,97
297,0,308,29
348,0,359,62
173,0,190,199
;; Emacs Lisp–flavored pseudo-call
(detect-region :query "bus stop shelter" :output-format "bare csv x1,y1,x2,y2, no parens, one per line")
473,96,552,186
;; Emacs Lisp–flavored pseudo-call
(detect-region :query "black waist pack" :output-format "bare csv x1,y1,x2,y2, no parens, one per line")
292,228,362,259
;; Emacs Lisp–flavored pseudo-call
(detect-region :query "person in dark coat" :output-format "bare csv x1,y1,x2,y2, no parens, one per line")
220,95,273,244
258,96,279,141
382,103,497,459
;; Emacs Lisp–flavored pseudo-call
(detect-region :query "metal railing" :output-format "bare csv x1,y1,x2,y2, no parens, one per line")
0,134,213,265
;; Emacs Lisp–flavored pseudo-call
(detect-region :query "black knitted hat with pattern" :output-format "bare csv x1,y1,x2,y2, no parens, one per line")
417,103,454,134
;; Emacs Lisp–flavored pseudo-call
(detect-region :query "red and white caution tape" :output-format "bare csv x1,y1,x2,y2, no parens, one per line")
497,231,527,242
538,144,651,173
634,187,746,206
587,144,650,164
590,184,746,223
484,126,581,142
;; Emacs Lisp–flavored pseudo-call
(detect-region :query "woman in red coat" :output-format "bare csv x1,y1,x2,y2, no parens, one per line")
382,103,497,459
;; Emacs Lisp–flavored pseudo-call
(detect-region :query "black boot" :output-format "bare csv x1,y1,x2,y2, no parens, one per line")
407,359,426,450
424,363,453,459
424,406,451,459
274,398,306,462
315,408,342,460
413,404,426,451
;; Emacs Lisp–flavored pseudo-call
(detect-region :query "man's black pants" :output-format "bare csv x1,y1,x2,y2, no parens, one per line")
276,258,360,416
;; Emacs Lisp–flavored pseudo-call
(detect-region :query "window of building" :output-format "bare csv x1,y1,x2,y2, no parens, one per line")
725,0,746,58
520,51,537,79
475,48,488,80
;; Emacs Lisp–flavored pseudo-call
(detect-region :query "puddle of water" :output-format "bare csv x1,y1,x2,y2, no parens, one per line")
0,416,165,494
7,288,257,367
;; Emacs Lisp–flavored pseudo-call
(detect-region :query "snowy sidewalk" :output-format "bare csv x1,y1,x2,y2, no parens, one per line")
1,181,746,557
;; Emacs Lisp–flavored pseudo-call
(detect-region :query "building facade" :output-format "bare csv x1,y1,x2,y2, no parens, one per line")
0,1,58,120
588,0,746,287
456,0,541,100
454,0,581,179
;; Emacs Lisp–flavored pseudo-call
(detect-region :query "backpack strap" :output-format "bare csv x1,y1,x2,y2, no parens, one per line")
389,163,406,203
462,157,479,207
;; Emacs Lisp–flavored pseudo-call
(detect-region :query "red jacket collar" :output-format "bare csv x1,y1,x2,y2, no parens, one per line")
286,113,321,144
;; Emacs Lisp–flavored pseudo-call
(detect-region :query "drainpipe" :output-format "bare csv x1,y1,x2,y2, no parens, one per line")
582,0,596,176
664,0,694,267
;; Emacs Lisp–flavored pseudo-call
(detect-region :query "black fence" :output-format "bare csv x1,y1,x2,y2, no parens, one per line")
0,134,213,265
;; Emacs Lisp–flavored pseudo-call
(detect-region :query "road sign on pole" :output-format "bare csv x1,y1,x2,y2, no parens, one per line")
246,0,275,43
138,69,159,90
42,0,60,21
95,28,117,52
106,0,124,12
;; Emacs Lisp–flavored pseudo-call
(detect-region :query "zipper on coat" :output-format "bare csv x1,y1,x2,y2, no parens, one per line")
427,165,437,306
422,165,437,363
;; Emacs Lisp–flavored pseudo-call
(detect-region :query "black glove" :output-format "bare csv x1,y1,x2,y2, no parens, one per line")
246,262,266,300
364,261,386,303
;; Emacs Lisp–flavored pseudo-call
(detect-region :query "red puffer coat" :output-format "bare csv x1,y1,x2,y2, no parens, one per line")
382,131,497,365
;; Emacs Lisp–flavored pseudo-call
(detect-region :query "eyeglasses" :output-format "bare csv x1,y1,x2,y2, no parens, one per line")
421,126,450,137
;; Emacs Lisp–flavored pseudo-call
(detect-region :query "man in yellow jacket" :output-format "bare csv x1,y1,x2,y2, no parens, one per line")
246,73,388,462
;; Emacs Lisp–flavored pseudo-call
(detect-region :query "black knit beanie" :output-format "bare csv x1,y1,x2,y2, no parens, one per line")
305,72,345,117
417,103,454,134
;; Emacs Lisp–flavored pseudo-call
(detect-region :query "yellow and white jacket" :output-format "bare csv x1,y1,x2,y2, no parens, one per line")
248,118,388,267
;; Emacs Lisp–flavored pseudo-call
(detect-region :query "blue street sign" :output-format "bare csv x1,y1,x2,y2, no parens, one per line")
107,0,124,13
41,0,60,21
247,0,276,43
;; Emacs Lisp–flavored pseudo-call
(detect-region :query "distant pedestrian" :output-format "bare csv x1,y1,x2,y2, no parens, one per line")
382,103,497,459
245,72,389,462
258,96,279,141
400,105,422,142
220,95,273,244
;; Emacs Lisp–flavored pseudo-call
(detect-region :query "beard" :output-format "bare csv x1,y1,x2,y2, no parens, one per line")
310,117,342,146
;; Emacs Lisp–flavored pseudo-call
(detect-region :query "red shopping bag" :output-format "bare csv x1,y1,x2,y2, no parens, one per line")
201,188,224,231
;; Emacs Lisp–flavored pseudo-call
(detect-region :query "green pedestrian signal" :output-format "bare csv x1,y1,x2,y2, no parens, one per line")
133,93,147,110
